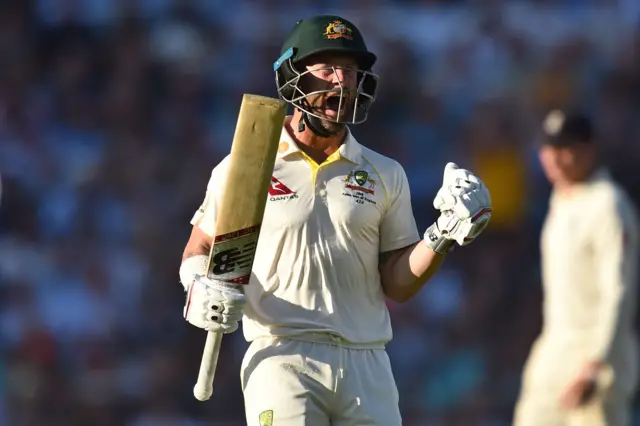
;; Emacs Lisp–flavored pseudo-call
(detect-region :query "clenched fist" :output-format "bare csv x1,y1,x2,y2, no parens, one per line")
424,162,492,254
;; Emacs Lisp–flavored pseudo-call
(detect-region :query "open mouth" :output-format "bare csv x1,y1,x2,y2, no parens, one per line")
325,96,341,117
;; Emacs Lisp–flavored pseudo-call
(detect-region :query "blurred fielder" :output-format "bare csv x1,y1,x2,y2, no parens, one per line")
179,15,492,426
513,111,639,426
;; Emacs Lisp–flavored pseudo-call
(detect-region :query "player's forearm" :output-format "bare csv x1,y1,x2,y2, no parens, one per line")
183,247,210,262
590,216,636,362
182,225,213,262
590,290,624,363
380,241,446,302
590,268,633,362
180,226,214,289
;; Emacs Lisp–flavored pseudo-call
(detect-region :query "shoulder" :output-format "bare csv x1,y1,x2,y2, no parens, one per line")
356,144,412,203
205,155,232,190
357,144,409,186
211,155,232,175
590,172,639,230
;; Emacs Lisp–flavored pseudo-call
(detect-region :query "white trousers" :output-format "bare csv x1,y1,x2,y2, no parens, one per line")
513,337,638,426
241,335,402,426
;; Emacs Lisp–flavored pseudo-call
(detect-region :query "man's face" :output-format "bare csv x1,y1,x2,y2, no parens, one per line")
538,143,595,185
299,54,359,122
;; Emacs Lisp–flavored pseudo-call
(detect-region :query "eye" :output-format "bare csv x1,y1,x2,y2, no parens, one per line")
308,64,329,72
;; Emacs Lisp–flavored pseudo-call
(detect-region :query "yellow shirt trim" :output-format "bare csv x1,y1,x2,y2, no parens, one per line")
299,149,343,185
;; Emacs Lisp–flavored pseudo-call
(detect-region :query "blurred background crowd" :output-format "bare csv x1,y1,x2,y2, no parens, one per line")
0,0,639,425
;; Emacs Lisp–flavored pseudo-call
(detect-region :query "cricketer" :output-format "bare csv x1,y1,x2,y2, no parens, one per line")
179,15,492,425
513,111,639,426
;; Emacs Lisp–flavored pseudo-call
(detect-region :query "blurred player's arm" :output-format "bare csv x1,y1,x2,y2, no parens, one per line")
590,199,638,364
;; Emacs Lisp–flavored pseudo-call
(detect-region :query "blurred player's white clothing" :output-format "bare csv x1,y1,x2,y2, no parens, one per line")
191,118,419,425
514,169,639,426
192,119,419,345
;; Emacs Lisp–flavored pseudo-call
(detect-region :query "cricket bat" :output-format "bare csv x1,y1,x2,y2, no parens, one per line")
193,94,286,402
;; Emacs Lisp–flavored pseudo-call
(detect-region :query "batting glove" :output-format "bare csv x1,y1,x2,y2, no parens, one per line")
424,162,492,254
184,274,246,334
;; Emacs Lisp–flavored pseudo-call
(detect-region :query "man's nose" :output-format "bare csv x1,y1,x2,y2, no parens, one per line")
331,68,351,87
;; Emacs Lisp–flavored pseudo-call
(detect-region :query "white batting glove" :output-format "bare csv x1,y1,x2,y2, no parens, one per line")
424,162,492,254
183,274,246,334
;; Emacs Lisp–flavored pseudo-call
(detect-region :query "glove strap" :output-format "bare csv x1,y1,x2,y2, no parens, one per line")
423,223,455,255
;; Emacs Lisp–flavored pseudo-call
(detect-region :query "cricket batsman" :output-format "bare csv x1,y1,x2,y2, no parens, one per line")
179,15,492,425
513,110,639,426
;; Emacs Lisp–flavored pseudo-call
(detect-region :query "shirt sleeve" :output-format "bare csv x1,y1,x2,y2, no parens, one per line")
379,163,421,253
190,156,230,237
590,195,639,362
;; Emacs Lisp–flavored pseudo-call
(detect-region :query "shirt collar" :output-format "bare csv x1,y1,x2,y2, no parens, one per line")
551,167,611,203
276,117,362,165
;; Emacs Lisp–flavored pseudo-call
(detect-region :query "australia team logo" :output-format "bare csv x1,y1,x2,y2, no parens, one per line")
343,169,377,205
324,20,353,40
344,170,376,194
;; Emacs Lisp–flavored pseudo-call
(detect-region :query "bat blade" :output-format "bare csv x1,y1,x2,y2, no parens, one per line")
193,94,286,401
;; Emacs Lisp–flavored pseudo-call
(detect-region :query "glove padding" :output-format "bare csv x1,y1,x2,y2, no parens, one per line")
425,162,492,252
183,274,246,333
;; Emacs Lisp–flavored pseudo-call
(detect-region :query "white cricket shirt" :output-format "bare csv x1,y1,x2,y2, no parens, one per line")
524,169,639,392
191,119,420,345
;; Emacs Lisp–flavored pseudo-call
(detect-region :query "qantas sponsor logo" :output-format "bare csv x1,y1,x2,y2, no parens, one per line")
269,177,298,201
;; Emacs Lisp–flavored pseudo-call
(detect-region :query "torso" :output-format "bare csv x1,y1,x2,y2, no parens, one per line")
240,124,420,344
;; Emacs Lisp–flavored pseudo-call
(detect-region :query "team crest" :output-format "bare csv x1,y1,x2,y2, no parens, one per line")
259,410,273,426
324,20,353,40
344,170,376,196
354,170,368,186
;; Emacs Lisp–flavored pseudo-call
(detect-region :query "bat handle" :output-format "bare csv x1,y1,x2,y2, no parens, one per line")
193,330,224,401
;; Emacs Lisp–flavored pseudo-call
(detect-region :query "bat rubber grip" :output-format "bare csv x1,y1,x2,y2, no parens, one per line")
193,330,224,401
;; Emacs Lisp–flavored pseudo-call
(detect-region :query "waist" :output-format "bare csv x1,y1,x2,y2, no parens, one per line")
254,331,387,350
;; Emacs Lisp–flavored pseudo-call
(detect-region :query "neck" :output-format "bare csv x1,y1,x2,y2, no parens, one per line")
286,113,346,162
553,180,576,196
553,166,599,196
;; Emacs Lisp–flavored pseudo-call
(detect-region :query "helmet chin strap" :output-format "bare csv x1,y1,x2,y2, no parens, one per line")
298,111,343,138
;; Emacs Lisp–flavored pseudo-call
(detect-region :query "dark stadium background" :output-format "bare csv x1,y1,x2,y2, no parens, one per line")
0,1,638,425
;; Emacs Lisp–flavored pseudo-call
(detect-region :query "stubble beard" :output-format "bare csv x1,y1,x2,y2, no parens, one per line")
308,93,353,133
319,118,345,135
